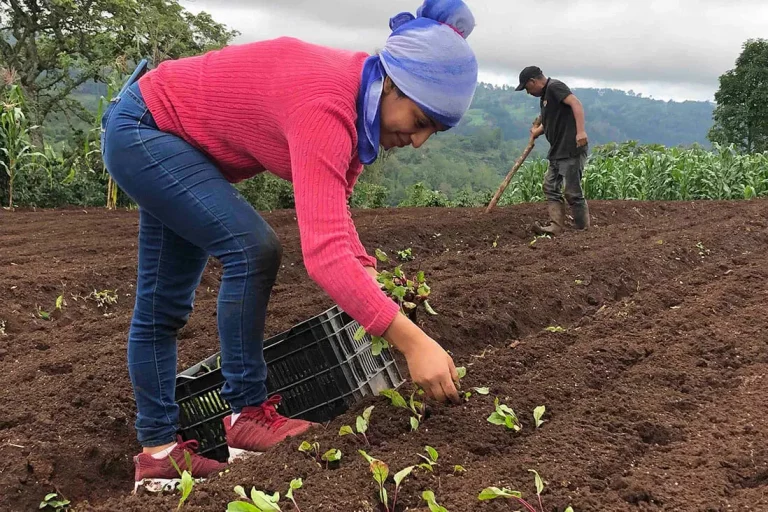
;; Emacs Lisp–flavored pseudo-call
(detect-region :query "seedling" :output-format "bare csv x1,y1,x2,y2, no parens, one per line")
87,289,118,309
529,234,551,246
544,326,565,333
229,485,282,511
696,241,710,257
379,388,425,431
320,448,342,469
39,493,70,511
356,252,437,355
37,306,51,321
529,470,545,512
478,487,537,512
55,295,64,310
422,490,448,512
358,451,413,512
487,398,522,431
298,441,321,464
168,452,195,511
396,248,413,261
493,235,500,248
454,465,467,475
417,445,439,472
533,406,546,428
473,387,490,395
339,405,373,446
285,479,303,512
0,319,6,336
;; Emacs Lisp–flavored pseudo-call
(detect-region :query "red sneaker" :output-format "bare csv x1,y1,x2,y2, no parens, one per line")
224,395,316,463
133,437,227,493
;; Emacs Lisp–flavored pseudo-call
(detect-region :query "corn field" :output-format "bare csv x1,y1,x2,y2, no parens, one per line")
499,141,768,205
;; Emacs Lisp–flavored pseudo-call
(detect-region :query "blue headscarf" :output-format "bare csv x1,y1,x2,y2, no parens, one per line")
356,0,479,165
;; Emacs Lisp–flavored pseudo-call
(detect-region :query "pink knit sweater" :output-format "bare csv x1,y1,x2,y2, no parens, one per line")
139,37,399,336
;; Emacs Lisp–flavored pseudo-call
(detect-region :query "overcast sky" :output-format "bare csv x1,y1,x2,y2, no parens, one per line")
180,0,766,102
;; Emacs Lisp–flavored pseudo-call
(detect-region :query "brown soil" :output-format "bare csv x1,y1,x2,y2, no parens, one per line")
1,201,767,512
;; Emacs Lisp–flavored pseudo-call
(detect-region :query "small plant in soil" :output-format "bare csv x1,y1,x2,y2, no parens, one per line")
478,471,574,512
533,405,546,428
359,451,413,512
379,388,425,431
0,319,7,336
339,405,373,446
285,479,303,512
39,492,70,511
544,326,565,333
529,234,551,246
87,289,118,309
321,448,342,469
487,398,522,431
168,452,195,511
422,490,448,512
299,441,341,468
229,485,281,511
37,305,50,321
453,464,466,475
396,248,413,261
355,250,436,356
417,446,439,472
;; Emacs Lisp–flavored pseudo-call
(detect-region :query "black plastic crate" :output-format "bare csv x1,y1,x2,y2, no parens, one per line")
175,306,404,462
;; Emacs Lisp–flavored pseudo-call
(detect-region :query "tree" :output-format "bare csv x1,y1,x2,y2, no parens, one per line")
0,0,238,145
709,39,768,153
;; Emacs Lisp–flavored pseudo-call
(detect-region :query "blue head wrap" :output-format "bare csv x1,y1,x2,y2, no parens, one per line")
356,0,479,165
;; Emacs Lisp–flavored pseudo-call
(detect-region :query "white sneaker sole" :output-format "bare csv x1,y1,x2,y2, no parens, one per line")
227,446,263,464
133,477,206,494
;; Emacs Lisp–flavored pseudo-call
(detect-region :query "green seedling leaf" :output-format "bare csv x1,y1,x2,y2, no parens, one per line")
371,460,389,485
425,446,439,462
493,235,499,248
362,405,374,423
422,490,449,512
44,494,59,502
454,465,466,474
529,469,545,495
456,367,467,379
375,248,389,262
565,507,575,512
392,286,407,300
226,502,261,512
371,336,389,356
379,389,408,409
285,478,303,500
393,266,405,279
418,462,434,472
250,489,281,511
403,301,417,310
178,471,194,510
473,387,490,395
417,271,426,284
417,283,431,296
423,300,438,315
339,425,354,436
353,325,366,341
356,415,367,434
234,486,248,499
464,391,472,400
545,326,565,333
38,309,50,321
358,450,376,464
322,448,342,463
574,279,584,285
478,487,523,500
298,441,312,453
410,416,420,431
487,411,507,426
55,295,64,310
393,466,414,486
534,405,546,428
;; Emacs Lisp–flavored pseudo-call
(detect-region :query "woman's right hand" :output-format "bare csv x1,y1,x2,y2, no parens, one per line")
382,314,460,404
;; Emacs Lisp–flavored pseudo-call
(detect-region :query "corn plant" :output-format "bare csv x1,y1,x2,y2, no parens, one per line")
1,85,45,209
339,405,373,446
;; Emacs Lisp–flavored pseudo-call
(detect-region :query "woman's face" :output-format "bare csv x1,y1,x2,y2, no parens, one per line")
379,77,446,150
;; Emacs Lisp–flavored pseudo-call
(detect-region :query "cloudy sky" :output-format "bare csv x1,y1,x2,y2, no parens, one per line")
180,0,766,102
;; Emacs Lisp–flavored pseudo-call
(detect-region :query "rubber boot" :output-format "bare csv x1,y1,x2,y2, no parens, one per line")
572,202,591,230
532,202,565,236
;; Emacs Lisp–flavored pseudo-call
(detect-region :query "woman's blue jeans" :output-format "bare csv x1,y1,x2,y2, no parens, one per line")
101,82,277,447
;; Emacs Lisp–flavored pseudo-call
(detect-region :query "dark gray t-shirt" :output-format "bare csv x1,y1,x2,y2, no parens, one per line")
540,78,585,160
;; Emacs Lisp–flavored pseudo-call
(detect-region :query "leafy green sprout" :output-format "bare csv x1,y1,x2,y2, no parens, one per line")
39,493,70,511
396,247,413,261
422,490,448,512
478,486,538,512
339,405,373,446
355,250,436,356
533,405,546,428
379,388,425,431
359,450,413,512
529,470,545,512
228,485,282,512
493,235,500,248
417,446,439,472
545,326,565,333
529,234,552,246
320,448,342,469
487,398,522,431
0,319,6,336
454,465,466,475
87,289,118,309
168,452,195,511
298,441,321,464
285,479,303,512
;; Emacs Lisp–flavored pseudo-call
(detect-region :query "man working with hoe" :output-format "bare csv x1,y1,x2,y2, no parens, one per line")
517,66,590,235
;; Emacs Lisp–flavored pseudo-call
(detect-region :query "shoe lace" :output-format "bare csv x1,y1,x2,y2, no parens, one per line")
240,395,288,430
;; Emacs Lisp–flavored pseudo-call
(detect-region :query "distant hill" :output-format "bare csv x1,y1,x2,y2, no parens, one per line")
459,83,715,148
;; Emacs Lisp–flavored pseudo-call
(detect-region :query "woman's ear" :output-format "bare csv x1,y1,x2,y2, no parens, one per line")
382,76,394,95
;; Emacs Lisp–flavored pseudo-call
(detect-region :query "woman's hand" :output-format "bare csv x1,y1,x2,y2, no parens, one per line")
382,314,460,403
